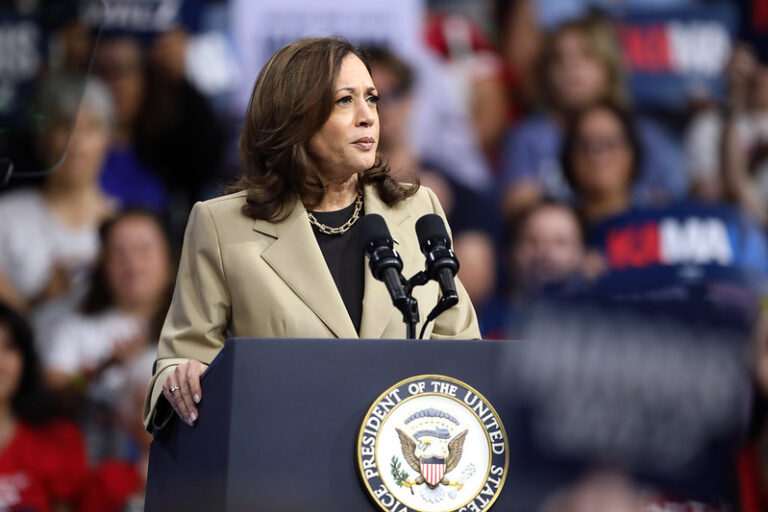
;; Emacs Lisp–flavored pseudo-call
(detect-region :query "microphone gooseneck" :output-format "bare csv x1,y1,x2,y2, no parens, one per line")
414,214,460,338
360,214,419,338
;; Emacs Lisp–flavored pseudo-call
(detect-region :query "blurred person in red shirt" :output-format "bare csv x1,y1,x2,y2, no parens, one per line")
79,356,152,512
493,0,543,117
425,11,513,169
0,303,87,512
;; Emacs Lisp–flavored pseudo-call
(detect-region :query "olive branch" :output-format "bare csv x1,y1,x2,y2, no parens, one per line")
390,456,413,493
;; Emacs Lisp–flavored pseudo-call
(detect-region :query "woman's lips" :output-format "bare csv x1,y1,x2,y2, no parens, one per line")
352,137,375,151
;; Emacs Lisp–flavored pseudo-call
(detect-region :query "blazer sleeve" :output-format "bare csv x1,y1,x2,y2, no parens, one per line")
423,187,482,340
143,201,231,431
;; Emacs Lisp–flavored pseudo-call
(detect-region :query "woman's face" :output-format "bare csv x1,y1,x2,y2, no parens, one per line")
93,38,145,128
308,53,380,183
0,325,23,406
548,30,608,110
44,106,110,188
513,205,584,290
370,63,411,151
570,107,634,199
104,216,171,310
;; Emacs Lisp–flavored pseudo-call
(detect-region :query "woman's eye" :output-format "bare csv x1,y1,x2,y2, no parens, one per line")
336,95,353,105
367,94,380,105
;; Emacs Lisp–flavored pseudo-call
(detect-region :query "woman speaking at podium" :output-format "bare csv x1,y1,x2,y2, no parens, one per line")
143,38,480,431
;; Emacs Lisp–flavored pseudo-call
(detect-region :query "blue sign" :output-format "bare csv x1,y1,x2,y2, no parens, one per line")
619,3,738,108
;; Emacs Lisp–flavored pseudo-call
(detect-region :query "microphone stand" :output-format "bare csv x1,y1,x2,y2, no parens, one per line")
400,272,428,340
398,292,419,340
392,268,461,340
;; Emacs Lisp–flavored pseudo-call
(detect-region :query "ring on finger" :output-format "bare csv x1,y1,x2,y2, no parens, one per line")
169,385,181,394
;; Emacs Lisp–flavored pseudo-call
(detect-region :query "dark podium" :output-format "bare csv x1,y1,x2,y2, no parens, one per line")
145,338,517,511
145,335,745,511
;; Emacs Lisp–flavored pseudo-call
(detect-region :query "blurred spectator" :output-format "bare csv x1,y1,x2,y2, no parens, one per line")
425,12,512,166
44,209,172,459
79,357,152,512
493,0,543,116
93,32,225,233
501,15,684,218
540,471,645,512
685,44,768,207
367,46,497,307
0,303,87,511
0,76,116,337
50,19,94,75
696,44,768,226
745,308,768,512
560,100,640,228
525,0,698,30
538,468,729,512
134,29,225,218
92,36,169,212
481,200,587,339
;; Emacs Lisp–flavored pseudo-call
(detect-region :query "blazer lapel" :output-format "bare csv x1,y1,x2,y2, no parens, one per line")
256,200,358,339
359,186,421,339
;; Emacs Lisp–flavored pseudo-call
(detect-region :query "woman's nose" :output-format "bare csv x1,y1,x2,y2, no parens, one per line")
356,101,376,128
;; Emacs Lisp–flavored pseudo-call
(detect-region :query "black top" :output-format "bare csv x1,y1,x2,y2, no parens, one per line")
309,200,365,334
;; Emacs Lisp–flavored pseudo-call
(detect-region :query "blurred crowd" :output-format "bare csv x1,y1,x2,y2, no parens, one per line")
1,0,768,510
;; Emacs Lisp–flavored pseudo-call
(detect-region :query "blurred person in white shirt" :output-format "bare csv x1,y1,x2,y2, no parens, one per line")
0,76,116,343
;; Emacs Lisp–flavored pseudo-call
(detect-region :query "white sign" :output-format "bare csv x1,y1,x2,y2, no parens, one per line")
229,0,423,115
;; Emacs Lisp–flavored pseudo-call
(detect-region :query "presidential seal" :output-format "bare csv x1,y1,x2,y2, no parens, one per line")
357,375,508,512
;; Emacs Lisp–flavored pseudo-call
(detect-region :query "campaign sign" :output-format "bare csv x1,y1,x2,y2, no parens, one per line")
618,3,738,108
589,203,768,297
80,0,203,38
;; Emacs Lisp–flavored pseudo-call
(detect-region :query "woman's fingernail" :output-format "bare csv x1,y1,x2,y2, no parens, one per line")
190,412,197,423
194,394,200,404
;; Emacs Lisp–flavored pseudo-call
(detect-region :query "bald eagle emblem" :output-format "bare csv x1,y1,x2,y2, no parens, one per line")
393,408,469,491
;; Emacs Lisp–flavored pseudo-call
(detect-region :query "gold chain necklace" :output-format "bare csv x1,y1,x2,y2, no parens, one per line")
307,192,363,235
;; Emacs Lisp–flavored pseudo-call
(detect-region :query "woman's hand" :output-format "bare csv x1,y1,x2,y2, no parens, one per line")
162,360,208,426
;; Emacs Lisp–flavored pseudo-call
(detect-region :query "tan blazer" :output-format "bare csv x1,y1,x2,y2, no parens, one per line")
143,185,480,429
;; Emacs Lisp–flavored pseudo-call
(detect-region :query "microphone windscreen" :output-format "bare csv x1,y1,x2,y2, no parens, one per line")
415,214,449,248
360,214,392,247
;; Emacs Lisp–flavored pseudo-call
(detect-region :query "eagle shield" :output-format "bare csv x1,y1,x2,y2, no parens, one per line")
420,456,446,486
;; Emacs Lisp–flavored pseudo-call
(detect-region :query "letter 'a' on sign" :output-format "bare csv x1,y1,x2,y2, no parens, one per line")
357,375,509,512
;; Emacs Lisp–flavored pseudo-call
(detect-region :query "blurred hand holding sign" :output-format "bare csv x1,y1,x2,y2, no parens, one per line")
498,204,759,509
497,201,764,508
501,299,750,510
618,3,738,109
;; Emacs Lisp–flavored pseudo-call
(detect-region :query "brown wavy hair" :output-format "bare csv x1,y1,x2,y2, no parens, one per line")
537,15,628,110
232,37,418,221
